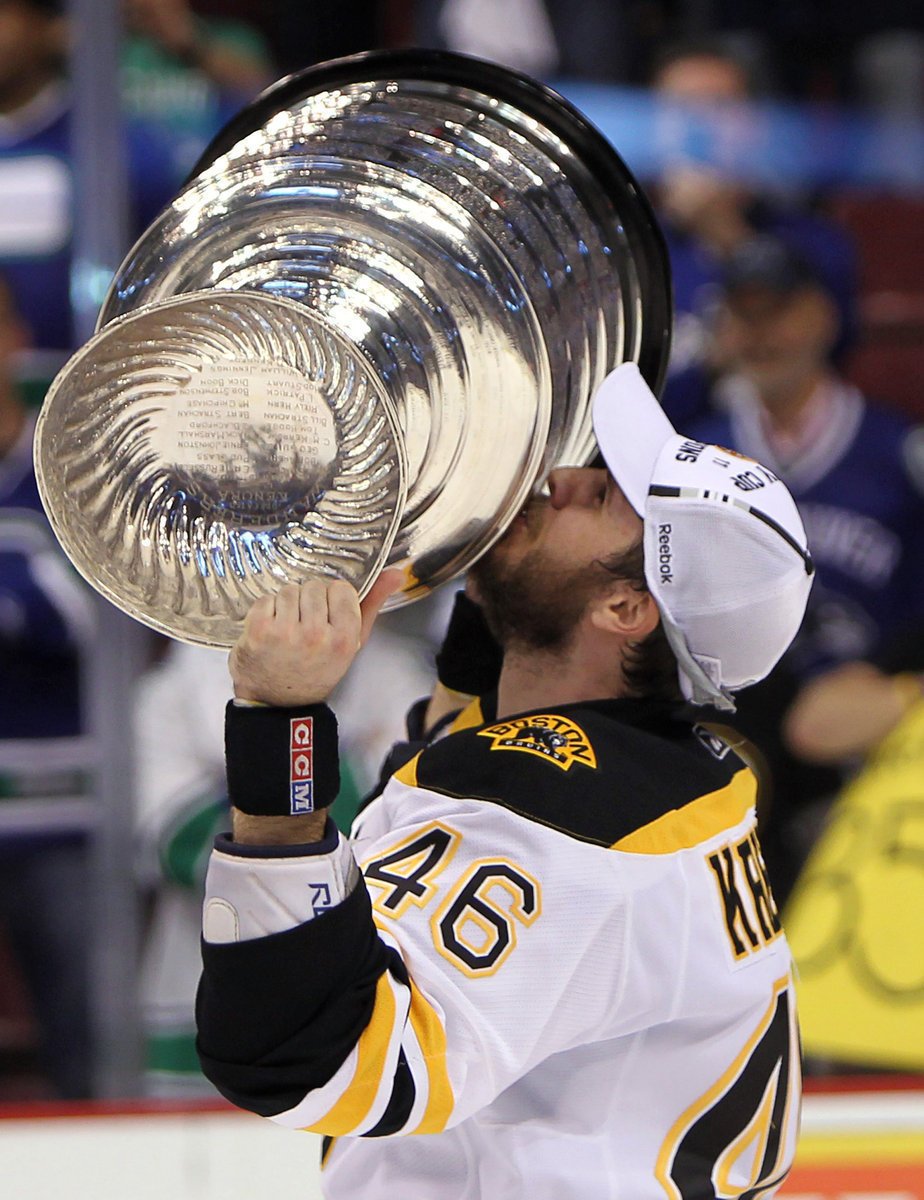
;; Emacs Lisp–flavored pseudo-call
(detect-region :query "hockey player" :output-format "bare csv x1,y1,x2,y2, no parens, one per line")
196,363,812,1198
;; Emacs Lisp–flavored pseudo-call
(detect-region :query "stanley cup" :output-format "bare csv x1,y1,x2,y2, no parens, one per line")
34,50,672,647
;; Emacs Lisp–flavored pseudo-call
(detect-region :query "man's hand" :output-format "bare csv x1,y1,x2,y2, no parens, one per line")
229,571,403,707
784,661,923,764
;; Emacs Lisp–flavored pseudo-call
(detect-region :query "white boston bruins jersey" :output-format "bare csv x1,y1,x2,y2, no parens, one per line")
199,695,801,1200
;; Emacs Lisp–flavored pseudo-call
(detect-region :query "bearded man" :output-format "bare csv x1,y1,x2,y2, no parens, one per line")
195,363,812,1199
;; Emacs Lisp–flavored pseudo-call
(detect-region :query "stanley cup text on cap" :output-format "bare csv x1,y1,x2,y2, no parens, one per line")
34,49,671,647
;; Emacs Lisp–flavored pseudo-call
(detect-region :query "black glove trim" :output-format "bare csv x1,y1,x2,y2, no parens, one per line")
212,820,341,858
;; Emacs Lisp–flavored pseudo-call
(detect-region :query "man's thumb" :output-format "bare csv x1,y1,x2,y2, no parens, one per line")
359,568,406,645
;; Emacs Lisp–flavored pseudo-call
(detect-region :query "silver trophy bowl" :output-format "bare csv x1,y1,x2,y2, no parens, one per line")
35,49,671,647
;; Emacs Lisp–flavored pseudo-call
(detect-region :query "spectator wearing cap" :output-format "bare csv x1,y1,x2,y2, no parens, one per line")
650,39,859,428
692,234,924,679
682,233,924,903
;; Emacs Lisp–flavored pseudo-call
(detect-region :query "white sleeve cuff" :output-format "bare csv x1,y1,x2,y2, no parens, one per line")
202,832,361,944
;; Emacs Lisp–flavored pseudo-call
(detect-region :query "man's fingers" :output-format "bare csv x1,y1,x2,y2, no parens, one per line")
274,582,302,625
241,591,276,637
326,579,362,648
359,569,405,645
296,578,333,633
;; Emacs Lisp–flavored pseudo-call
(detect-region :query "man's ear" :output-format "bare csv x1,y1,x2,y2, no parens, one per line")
589,582,660,640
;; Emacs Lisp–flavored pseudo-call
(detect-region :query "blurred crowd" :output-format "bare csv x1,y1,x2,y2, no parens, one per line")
0,0,921,1099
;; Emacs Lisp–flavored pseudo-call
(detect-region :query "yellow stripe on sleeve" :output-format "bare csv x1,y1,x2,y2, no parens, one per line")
407,978,454,1134
302,970,398,1136
612,769,756,855
393,752,421,788
393,700,485,790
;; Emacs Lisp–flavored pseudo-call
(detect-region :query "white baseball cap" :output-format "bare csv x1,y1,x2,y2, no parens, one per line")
591,363,814,710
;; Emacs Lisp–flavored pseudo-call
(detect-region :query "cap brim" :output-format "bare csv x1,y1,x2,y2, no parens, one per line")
591,363,676,516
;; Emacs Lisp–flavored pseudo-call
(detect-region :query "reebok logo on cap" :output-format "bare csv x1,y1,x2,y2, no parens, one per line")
657,524,673,583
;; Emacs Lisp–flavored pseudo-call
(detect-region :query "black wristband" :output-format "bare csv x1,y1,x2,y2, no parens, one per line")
434,591,503,695
224,702,340,817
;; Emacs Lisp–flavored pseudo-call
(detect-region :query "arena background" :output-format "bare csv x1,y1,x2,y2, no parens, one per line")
0,0,922,1194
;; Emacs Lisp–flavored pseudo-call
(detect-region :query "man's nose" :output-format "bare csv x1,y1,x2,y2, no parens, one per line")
547,467,605,509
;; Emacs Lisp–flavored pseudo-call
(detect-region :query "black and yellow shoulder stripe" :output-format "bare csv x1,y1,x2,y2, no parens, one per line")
395,699,755,850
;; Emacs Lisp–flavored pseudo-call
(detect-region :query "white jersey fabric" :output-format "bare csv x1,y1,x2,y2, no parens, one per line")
199,696,802,1199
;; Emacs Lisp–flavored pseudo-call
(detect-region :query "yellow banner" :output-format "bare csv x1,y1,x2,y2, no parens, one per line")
785,700,924,1069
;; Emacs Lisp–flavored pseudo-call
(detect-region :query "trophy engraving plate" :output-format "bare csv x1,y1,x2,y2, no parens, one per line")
150,360,339,525
34,291,406,647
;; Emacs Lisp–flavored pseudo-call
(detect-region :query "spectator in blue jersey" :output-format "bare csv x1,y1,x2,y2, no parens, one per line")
0,274,97,1097
122,0,274,182
0,0,198,367
692,235,924,675
650,39,859,428
681,234,924,902
0,0,72,360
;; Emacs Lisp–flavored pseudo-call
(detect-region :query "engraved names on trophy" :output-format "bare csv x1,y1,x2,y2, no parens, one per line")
154,360,339,525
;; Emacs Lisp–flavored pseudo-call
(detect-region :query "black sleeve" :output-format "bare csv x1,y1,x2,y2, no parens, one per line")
434,590,502,696
196,881,391,1116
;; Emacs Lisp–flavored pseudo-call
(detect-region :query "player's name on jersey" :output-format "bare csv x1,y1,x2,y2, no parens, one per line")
708,830,782,964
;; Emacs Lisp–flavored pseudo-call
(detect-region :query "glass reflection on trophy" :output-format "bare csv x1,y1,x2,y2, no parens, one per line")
34,50,671,647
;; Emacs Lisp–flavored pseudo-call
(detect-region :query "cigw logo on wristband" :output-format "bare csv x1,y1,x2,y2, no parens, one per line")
290,717,315,813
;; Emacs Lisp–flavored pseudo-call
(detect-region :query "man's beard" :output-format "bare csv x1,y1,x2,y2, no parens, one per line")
470,543,607,654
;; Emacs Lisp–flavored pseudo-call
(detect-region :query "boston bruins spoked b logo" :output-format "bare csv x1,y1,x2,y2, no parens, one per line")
478,715,597,771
